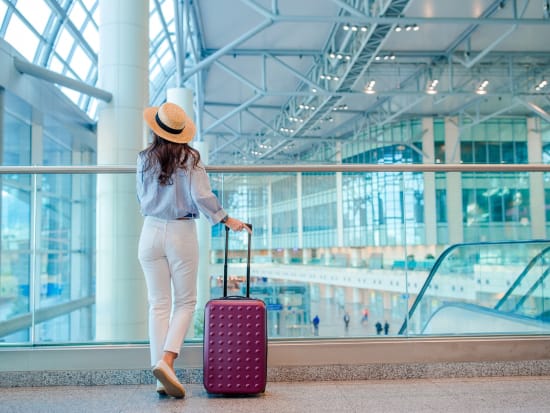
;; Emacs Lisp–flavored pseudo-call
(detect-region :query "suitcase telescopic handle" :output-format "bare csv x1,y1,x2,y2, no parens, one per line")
223,223,252,298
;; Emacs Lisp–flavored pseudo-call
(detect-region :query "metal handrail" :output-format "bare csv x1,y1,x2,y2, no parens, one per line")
0,163,549,174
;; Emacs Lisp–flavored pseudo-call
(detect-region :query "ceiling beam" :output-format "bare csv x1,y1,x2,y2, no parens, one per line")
268,14,550,26
515,98,550,123
181,19,273,82
203,94,263,133
13,57,112,102
203,49,321,57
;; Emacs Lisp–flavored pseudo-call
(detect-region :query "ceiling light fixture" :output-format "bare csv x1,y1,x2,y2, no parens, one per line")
395,24,419,32
405,24,417,31
535,79,548,91
288,116,304,123
329,51,351,61
373,53,396,61
364,80,376,94
343,24,368,32
426,79,439,95
333,104,349,111
476,79,489,95
320,74,339,81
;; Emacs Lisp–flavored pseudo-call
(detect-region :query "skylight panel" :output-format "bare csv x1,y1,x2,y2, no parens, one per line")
149,11,163,42
15,0,50,35
71,45,92,80
82,23,98,52
49,55,64,73
81,0,99,10
4,13,38,62
55,27,75,61
69,1,88,30
159,0,174,23
0,3,7,28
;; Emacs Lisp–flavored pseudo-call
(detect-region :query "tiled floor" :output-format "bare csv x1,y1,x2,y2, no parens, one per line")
1,376,550,413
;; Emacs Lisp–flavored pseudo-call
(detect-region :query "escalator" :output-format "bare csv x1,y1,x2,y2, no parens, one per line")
399,240,550,336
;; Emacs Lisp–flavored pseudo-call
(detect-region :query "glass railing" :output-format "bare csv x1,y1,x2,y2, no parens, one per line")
0,164,549,345
494,244,550,318
399,240,550,335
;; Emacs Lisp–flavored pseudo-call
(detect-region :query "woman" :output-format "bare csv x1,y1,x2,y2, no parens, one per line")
137,102,250,398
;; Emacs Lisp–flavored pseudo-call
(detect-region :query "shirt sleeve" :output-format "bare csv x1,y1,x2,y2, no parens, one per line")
188,161,227,225
136,154,144,204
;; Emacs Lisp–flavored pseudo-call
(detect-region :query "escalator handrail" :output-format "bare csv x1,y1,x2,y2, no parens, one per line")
494,245,550,311
420,301,550,335
509,266,550,314
398,239,550,335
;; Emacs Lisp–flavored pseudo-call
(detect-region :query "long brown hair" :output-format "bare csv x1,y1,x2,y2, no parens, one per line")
140,133,201,185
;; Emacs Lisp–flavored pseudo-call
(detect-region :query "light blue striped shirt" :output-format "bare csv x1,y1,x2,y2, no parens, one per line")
136,152,227,224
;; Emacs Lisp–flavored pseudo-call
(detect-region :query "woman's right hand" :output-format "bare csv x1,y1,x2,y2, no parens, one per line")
224,217,252,234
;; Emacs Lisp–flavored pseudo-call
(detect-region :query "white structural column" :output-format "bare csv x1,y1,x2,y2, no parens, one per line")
336,142,344,247
267,181,273,261
96,0,149,340
527,117,546,239
444,117,464,244
297,172,303,248
422,117,437,245
30,113,43,344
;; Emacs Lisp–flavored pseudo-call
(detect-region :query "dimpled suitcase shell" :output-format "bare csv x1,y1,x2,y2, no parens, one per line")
203,298,267,394
203,224,267,395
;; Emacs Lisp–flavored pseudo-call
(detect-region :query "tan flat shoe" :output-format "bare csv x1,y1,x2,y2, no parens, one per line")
152,360,185,398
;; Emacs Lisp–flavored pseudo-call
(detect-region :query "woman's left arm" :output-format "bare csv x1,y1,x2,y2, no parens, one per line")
188,163,227,224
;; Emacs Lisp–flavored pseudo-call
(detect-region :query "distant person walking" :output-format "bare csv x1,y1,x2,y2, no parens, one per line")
361,308,369,324
343,312,350,331
312,315,320,336
384,321,390,335
375,321,383,335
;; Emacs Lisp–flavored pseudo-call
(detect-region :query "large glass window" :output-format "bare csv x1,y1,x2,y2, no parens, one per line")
460,119,528,164
0,90,96,344
271,176,297,248
1,93,33,342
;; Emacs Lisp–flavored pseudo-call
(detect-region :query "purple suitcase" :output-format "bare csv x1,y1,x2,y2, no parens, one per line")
203,225,267,394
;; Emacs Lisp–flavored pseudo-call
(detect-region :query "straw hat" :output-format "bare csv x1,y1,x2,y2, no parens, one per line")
143,102,196,143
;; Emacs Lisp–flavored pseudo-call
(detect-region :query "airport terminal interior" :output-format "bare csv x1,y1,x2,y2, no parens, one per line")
0,0,550,411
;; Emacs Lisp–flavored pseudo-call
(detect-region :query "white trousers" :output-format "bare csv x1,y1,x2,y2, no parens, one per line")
138,216,199,366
